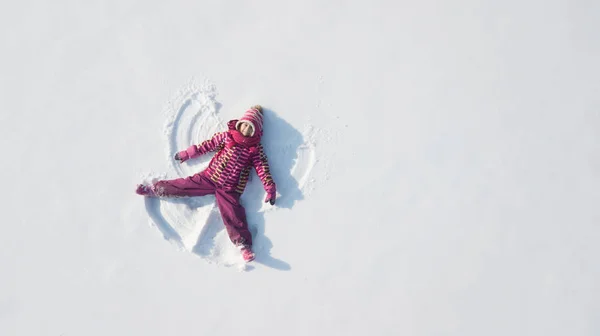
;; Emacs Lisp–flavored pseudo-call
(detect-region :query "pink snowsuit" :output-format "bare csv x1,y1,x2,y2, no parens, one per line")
151,119,276,248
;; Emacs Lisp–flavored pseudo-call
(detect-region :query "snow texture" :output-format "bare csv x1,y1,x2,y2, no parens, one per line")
1,0,599,335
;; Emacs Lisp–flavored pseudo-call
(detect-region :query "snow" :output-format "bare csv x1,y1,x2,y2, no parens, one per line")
1,0,599,335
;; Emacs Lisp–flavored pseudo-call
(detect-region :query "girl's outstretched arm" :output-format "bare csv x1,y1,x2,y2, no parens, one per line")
251,144,277,204
175,132,227,163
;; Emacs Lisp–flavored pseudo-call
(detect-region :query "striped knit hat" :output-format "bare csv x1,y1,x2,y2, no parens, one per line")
236,108,264,137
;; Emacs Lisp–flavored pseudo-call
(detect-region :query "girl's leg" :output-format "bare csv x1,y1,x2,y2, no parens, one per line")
152,173,216,197
214,189,252,247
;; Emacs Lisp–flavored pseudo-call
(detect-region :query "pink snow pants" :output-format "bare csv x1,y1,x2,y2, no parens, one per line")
153,173,252,247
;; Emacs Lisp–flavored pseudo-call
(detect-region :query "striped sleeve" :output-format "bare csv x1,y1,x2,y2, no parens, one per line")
189,132,227,158
251,144,276,193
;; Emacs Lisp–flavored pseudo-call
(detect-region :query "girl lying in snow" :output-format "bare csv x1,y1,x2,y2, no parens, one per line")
135,105,276,262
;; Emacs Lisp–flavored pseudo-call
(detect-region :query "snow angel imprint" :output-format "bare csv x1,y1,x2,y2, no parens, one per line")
136,105,276,262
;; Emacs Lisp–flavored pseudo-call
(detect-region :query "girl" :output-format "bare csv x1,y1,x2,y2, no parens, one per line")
136,105,276,262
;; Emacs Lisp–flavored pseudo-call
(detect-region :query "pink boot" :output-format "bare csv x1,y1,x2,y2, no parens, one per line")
135,184,156,197
240,246,255,262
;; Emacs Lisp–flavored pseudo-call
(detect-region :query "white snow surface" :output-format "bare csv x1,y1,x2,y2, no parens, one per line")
1,0,599,335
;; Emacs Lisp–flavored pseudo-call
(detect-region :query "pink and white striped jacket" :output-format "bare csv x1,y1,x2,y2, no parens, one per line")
178,121,276,195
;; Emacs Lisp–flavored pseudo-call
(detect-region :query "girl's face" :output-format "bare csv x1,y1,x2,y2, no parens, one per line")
239,122,253,137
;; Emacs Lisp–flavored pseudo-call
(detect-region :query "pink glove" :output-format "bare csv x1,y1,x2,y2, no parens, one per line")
174,145,198,163
265,187,276,205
